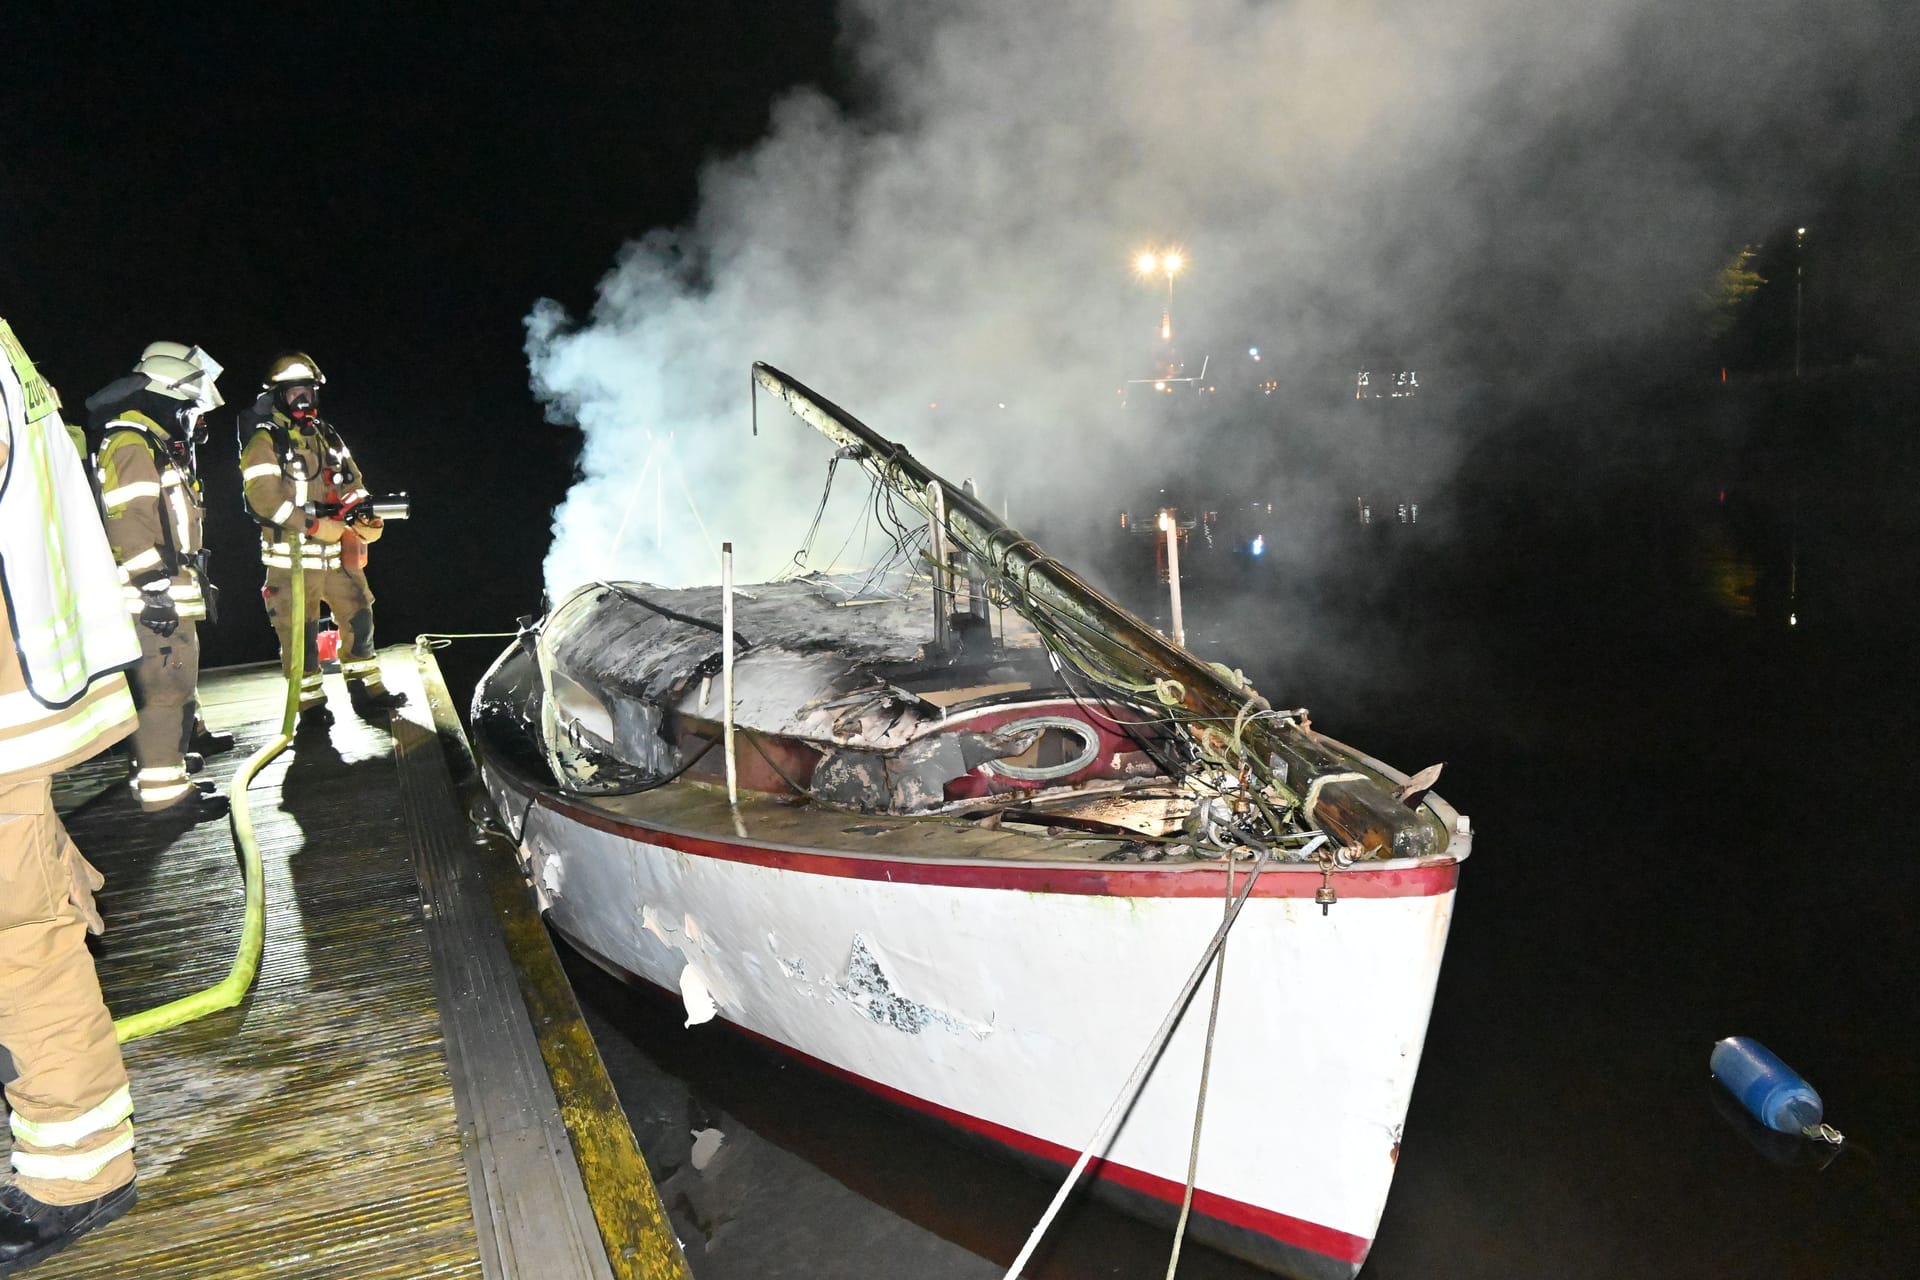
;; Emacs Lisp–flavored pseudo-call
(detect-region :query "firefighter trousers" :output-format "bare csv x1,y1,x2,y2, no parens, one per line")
262,563,390,708
0,779,136,1205
127,622,200,812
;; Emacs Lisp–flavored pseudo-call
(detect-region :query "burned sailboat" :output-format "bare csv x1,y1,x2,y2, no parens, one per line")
474,364,1470,1278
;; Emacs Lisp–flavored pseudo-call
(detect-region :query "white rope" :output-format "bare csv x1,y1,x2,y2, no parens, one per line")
1301,771,1366,820
1000,834,1325,1279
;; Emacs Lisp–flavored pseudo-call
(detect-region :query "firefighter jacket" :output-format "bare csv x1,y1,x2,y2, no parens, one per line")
96,410,212,622
239,399,381,572
0,317,139,784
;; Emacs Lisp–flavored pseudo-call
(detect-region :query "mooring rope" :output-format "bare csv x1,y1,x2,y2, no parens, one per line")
1163,847,1244,1278
1000,832,1326,1278
415,631,520,649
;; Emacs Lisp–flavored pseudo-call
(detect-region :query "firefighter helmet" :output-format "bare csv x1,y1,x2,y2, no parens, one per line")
263,352,326,391
135,342,225,412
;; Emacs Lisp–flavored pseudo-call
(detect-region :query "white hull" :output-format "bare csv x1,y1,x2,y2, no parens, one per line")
489,769,1458,1276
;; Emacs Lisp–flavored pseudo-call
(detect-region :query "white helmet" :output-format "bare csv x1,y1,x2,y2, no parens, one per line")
135,342,225,412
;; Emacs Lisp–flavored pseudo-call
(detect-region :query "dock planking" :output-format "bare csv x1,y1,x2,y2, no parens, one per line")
17,660,481,1278
2,650,681,1280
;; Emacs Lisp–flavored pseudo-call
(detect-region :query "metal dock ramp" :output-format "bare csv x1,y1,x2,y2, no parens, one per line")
7,650,688,1280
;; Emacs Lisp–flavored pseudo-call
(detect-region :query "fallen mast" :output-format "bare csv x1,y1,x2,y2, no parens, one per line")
749,361,1445,861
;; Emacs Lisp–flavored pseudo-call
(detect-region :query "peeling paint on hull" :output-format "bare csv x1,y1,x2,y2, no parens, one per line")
490,765,1457,1278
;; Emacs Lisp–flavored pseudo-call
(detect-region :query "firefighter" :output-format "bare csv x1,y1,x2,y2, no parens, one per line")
0,314,143,1269
238,353,405,731
85,344,232,818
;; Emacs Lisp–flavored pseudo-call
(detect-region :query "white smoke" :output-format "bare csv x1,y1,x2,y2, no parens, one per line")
529,0,1908,597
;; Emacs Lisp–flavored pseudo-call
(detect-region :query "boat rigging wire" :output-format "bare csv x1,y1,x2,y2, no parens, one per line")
1165,845,1245,1278
999,830,1326,1279
781,451,844,578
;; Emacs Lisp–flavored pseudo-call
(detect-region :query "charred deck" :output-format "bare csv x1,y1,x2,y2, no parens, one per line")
7,651,685,1280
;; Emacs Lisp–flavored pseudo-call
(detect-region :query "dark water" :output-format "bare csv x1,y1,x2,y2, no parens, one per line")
448,379,1920,1278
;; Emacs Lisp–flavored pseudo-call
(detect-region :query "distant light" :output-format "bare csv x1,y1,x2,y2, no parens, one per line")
929,402,938,409
1135,249,1186,277
1248,347,1260,359
1789,613,1798,626
997,402,1006,409
1154,380,1167,391
1797,227,1807,236
1251,534,1265,557
1157,511,1172,532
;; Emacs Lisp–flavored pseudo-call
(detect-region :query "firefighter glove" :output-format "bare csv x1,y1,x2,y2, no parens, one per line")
137,584,180,636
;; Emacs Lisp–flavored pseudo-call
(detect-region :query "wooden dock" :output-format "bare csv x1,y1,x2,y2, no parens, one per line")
6,649,688,1280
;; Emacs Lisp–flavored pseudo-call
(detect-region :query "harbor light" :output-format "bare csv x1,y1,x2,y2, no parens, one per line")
1251,534,1265,556
1133,247,1187,344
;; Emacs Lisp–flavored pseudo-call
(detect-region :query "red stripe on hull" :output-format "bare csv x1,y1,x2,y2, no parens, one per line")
574,935,1374,1269
782,1035,1375,1266
536,791,1456,901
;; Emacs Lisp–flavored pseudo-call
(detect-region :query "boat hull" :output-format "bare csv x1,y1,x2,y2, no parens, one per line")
485,765,1457,1277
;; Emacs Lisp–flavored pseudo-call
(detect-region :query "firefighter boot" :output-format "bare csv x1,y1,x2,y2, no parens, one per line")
147,783,229,825
297,704,335,737
0,1181,138,1276
348,683,408,717
190,724,237,756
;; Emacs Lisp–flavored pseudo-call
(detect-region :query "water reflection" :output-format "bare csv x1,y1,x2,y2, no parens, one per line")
506,378,1920,1278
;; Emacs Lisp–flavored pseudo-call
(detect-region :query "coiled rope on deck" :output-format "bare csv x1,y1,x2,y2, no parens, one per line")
114,532,308,1042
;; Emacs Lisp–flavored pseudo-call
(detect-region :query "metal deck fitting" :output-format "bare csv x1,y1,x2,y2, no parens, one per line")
10,650,688,1280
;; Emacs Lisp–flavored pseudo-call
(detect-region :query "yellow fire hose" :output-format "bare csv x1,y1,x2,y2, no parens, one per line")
114,532,306,1043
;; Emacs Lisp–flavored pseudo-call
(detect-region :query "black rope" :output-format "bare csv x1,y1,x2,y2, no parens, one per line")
593,580,754,651
589,734,720,797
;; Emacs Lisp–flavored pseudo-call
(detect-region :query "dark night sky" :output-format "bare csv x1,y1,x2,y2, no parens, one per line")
3,1,841,664
10,11,1920,1274
6,2,1919,667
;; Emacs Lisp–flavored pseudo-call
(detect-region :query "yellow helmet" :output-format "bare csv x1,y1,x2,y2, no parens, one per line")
263,352,326,391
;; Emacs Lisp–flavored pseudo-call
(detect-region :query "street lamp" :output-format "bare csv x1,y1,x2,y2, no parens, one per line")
1133,248,1186,343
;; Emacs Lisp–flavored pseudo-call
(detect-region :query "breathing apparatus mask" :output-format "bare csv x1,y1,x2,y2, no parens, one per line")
263,353,327,428
280,383,320,424
133,343,223,464
177,405,210,446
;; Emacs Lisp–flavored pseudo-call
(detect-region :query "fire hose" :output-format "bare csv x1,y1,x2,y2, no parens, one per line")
113,531,307,1042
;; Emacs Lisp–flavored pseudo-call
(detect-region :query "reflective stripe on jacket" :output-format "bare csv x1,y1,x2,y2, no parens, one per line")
239,403,368,568
0,318,138,781
97,413,209,620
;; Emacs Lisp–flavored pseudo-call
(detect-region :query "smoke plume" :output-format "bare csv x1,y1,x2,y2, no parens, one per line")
528,0,1911,597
